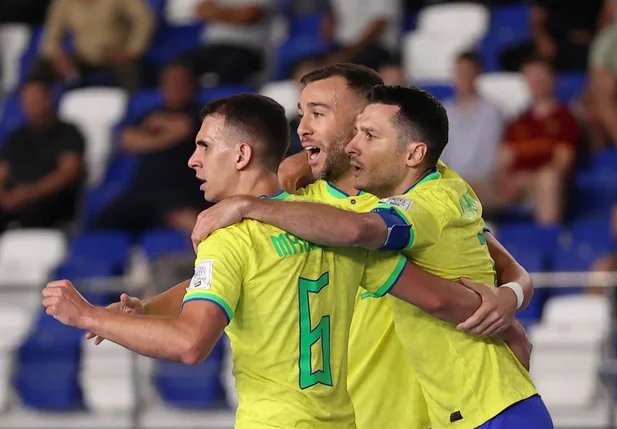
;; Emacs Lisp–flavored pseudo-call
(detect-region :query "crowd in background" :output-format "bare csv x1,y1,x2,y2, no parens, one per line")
1,0,616,279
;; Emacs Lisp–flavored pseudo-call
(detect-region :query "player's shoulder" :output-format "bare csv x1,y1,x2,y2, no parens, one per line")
197,222,253,255
294,180,327,200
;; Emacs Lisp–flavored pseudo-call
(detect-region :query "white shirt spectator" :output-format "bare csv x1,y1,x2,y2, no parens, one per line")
329,0,401,52
203,0,275,51
441,98,503,180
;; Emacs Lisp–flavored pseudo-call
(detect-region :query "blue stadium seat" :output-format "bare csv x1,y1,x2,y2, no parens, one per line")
140,228,191,261
572,149,617,217
403,12,418,32
55,259,119,306
556,73,587,104
18,26,45,85
495,223,561,263
155,339,225,409
198,85,258,104
274,12,332,80
480,4,531,72
416,83,454,101
124,88,165,123
145,23,204,68
15,312,84,411
569,215,616,254
65,231,132,275
146,0,166,16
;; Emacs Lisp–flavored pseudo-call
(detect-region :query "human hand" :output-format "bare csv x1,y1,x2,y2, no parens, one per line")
42,280,94,330
191,195,251,252
85,293,144,345
0,185,36,211
457,278,517,337
502,321,532,371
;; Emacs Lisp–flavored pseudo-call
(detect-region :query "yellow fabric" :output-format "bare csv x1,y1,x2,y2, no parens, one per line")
376,162,537,429
297,181,431,429
183,193,406,429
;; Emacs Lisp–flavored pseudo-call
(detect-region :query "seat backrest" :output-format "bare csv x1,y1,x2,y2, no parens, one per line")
0,229,67,287
477,73,530,119
542,295,610,327
417,3,489,41
403,32,473,83
59,88,128,187
259,80,299,119
0,24,31,93
165,0,203,25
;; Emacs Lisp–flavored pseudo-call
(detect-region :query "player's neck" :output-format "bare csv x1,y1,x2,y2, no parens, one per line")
234,170,283,199
328,169,357,196
384,166,435,198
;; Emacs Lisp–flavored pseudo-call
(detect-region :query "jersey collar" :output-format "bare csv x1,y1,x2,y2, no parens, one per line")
325,181,366,199
259,190,291,200
402,167,441,194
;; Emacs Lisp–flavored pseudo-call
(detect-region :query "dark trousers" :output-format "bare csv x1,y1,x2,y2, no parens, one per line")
30,55,143,92
0,188,80,233
178,44,263,84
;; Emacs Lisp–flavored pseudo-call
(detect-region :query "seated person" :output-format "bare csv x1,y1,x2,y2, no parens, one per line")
91,63,208,235
489,57,579,225
30,0,154,92
0,80,85,231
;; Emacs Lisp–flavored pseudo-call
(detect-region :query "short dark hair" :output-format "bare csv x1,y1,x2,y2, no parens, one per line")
521,55,556,74
456,50,482,68
200,94,290,172
367,85,449,167
300,63,384,98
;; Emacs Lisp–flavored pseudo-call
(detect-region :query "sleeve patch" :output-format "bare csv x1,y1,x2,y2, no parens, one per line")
188,259,214,290
378,196,413,211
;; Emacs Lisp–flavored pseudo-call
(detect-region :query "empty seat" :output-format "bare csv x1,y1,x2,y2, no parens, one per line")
542,295,610,328
154,340,225,409
165,0,203,25
260,80,299,119
416,3,489,42
140,229,191,262
480,4,531,71
0,229,67,287
81,340,135,412
477,73,530,119
416,83,454,101
59,88,128,187
556,73,587,104
495,223,561,258
0,24,31,93
64,231,132,275
403,33,473,83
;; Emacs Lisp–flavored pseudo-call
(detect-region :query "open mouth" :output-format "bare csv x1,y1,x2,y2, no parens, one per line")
304,146,321,161
196,177,207,189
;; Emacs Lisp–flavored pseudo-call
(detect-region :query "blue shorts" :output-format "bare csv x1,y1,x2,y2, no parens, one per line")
477,395,554,429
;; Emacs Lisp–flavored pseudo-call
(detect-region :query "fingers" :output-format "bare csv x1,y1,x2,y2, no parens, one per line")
94,336,106,345
460,311,500,336
85,332,96,340
480,318,507,337
457,303,492,332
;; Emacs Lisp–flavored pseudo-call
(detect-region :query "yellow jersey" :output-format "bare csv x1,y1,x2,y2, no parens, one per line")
373,166,537,429
182,191,407,429
296,181,431,429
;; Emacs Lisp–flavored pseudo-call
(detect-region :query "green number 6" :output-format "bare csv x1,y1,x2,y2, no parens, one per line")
298,272,333,389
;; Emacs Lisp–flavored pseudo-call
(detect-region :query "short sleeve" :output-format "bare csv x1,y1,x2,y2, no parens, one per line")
371,196,442,252
359,250,407,298
182,229,247,323
59,123,86,154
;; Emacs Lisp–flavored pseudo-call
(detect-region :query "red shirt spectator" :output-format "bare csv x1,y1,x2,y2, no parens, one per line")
504,105,579,172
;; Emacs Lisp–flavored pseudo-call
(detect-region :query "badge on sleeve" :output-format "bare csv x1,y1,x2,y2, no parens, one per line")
188,259,214,290
379,196,413,211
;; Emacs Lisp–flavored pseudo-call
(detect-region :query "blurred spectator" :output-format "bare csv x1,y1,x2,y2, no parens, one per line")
288,57,324,157
179,0,275,84
500,0,606,72
30,0,154,92
90,63,208,235
440,51,503,204
377,55,406,85
494,57,580,225
322,0,401,71
0,80,85,232
588,8,617,148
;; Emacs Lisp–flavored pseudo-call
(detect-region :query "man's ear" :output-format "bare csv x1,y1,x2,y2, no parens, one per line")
405,142,428,167
236,142,253,170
